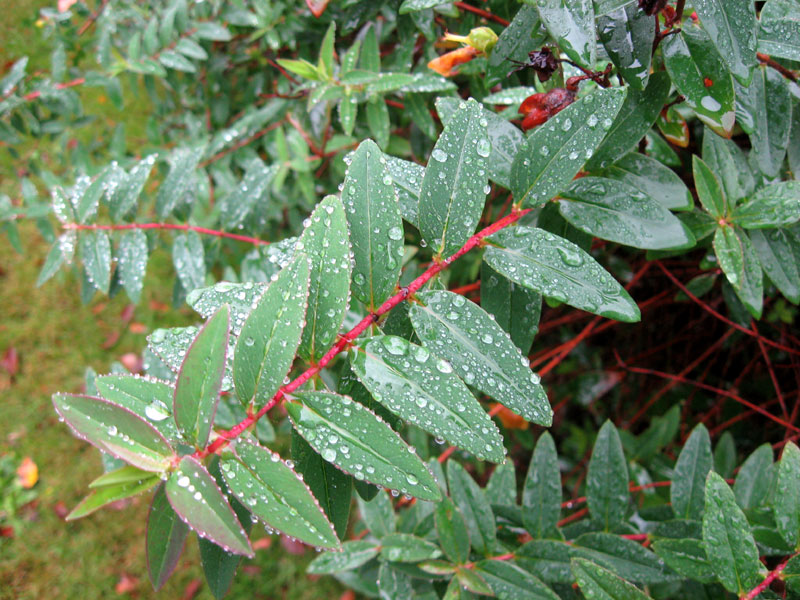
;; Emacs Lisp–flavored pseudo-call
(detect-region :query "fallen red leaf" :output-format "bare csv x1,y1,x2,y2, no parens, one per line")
0,525,14,538
181,579,203,600
115,573,138,594
53,501,69,519
1,347,19,376
252,537,272,550
280,534,306,555
102,331,121,349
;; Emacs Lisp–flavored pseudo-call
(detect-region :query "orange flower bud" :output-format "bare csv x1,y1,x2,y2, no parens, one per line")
427,46,479,78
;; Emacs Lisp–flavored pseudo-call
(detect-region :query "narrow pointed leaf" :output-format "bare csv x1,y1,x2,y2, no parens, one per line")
95,374,180,441
601,153,693,211
147,483,189,591
480,262,542,356
109,155,156,221
713,226,763,318
53,393,174,472
517,539,574,584
487,461,517,506
67,475,159,520
775,442,800,548
486,5,546,87
558,177,694,250
585,72,670,171
693,156,728,218
749,229,800,304
234,255,310,409
342,139,403,309
693,0,757,83
410,290,551,426
187,281,269,336
758,0,800,61
172,231,205,293
221,440,340,549
219,160,277,229
378,563,414,598
384,155,423,226
447,461,496,555
475,560,560,600
732,443,773,510
571,558,652,600
308,540,380,574
117,229,148,303
350,335,505,462
357,490,396,538
156,146,203,218
534,0,596,68
297,195,351,362
436,497,471,564
173,305,229,447
287,391,440,501
89,465,152,488
523,432,561,538
701,130,754,206
511,87,627,207
380,533,442,562
597,4,653,90
732,182,800,229
80,230,112,294
484,225,640,322
291,430,352,539
651,538,715,583
671,423,712,520
587,421,629,530
702,471,765,595
419,98,490,258
663,28,735,138
572,533,676,584
165,456,253,557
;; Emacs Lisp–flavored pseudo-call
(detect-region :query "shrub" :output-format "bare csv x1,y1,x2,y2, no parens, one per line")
3,0,800,598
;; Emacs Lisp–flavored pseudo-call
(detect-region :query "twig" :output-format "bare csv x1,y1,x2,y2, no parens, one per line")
62,222,270,246
77,0,109,36
741,553,798,600
453,2,510,26
757,52,799,83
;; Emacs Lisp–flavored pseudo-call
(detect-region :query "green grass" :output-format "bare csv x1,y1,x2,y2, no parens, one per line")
0,5,345,599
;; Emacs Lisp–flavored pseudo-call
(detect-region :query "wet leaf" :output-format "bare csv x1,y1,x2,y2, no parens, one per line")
601,152,693,211
308,540,380,574
713,226,763,318
522,432,561,538
758,0,800,62
146,483,189,590
80,230,112,294
380,533,442,562
749,228,800,304
597,3,653,90
651,538,715,583
692,0,757,84
475,559,560,599
447,461,496,555
775,442,800,548
571,558,652,600
732,182,800,229
95,375,180,442
67,474,159,520
436,496,470,564
534,0,596,68
117,230,148,303
587,421,629,530
671,424,712,521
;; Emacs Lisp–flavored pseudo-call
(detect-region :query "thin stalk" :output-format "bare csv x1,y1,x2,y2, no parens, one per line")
62,222,270,246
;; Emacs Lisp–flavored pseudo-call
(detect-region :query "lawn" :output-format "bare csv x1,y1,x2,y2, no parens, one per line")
0,3,344,599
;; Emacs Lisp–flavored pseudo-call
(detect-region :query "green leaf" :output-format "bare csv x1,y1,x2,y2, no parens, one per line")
406,92,438,141
737,67,792,178
76,173,106,224
522,432,561,539
219,160,277,229
156,146,203,218
435,496,471,564
36,238,65,287
95,375,179,442
349,335,504,462
360,23,379,71
172,231,206,293
775,442,800,548
67,474,159,520
713,226,763,318
399,0,448,13
714,431,737,479
187,281,269,337
221,439,340,549
487,5,546,86
701,129,754,205
80,230,112,294
366,96,390,149
109,155,156,221
587,421,629,530
651,538,715,583
338,95,358,136
475,559,559,600
173,305,229,447
732,182,800,229
601,152,693,212
146,483,189,591
692,156,728,219
381,532,442,562
480,262,542,356
750,229,800,305
597,3,653,90
357,489,396,538
297,195,351,362
193,22,232,41
702,471,765,595
585,72,670,171
671,423,712,521
447,461,496,555
308,540,380,574
317,22,335,78
233,254,310,409
534,0,596,68
511,87,627,207
159,50,196,73
165,456,253,557
117,229,148,303
758,0,800,62
286,391,441,501
275,58,320,81
558,177,694,250
342,139,403,309
662,27,736,138
484,225,640,322
573,533,676,584
378,562,414,598
435,96,525,190
571,558,652,600
517,539,574,584
291,430,352,539
53,393,174,472
384,155,423,226
418,98,490,258
410,290,551,426
693,0,757,83
733,443,773,510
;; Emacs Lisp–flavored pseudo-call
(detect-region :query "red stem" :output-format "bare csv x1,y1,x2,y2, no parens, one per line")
741,553,798,600
453,2,510,26
195,208,532,459
22,77,86,101
62,222,270,246
752,319,788,420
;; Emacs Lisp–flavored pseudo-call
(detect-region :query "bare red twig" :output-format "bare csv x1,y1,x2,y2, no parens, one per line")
752,319,789,420
22,77,86,101
195,208,533,459
757,52,799,82
741,553,798,600
77,0,109,36
62,222,270,246
453,2,510,26
199,120,286,167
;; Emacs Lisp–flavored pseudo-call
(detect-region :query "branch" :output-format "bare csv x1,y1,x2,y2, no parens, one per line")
22,77,86,101
741,553,798,600
453,2,510,26
757,52,799,83
195,207,532,459
77,0,109,36
62,222,270,246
